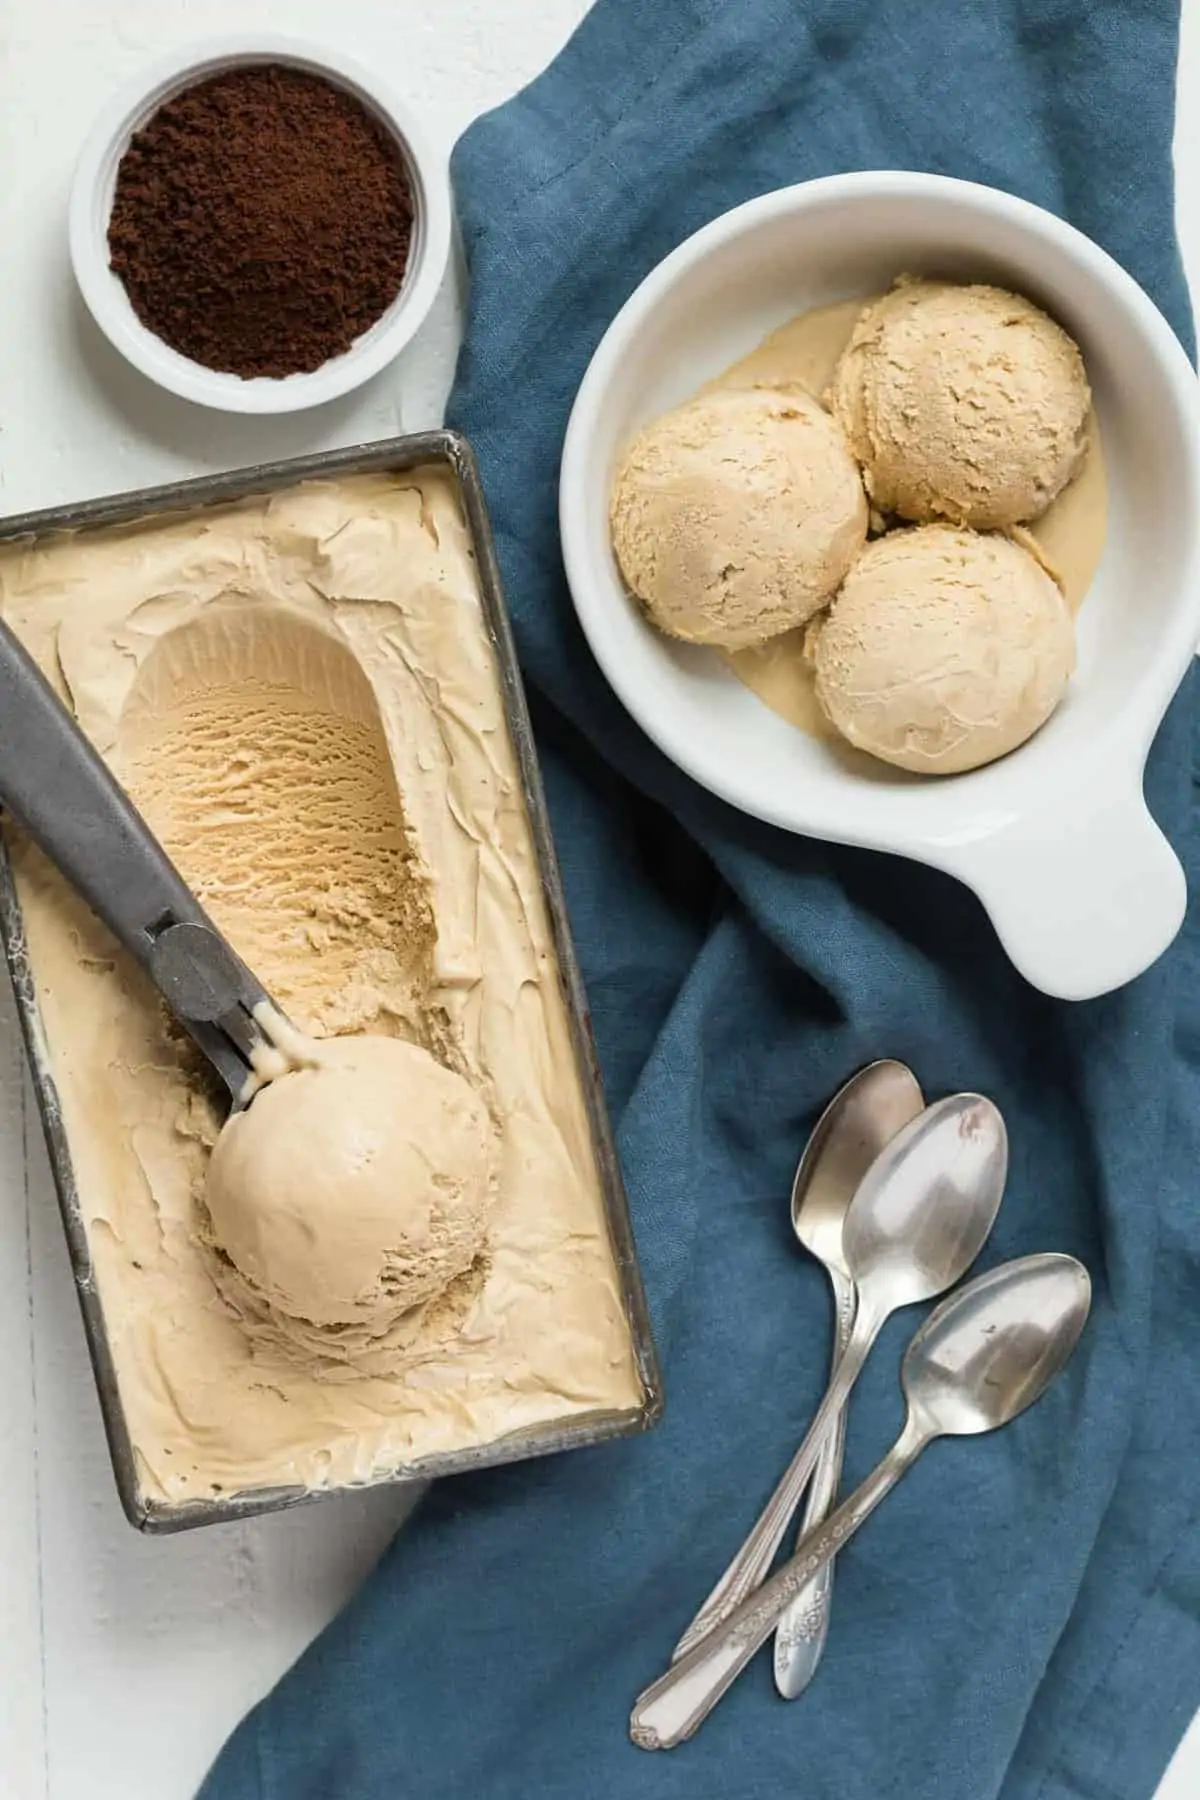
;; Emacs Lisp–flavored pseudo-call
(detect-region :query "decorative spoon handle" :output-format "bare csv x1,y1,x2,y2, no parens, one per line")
772,1264,856,1696
633,1419,927,1750
671,1302,880,1661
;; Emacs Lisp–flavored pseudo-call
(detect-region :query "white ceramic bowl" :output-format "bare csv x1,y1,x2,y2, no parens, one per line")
560,172,1200,1001
69,35,452,414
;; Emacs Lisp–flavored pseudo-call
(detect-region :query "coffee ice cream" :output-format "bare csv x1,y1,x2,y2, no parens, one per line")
0,470,645,1505
829,279,1090,528
679,291,1108,761
808,524,1076,774
610,386,867,647
206,1034,497,1346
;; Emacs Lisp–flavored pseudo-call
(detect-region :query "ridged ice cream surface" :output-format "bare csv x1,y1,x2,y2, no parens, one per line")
117,603,436,1038
610,386,867,647
829,280,1090,528
809,525,1076,775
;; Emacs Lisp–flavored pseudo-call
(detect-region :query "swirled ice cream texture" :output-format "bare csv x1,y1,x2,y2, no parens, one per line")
0,471,643,1504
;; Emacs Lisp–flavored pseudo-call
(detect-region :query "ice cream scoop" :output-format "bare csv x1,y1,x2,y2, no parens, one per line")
206,1032,495,1331
610,386,867,648
809,525,1076,774
0,611,495,1340
830,279,1090,528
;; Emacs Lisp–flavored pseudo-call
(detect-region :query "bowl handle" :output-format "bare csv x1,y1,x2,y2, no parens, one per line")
945,776,1186,1001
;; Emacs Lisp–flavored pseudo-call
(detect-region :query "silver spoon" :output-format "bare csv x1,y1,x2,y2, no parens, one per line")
672,1093,1007,1660
773,1060,924,1699
632,1252,1091,1748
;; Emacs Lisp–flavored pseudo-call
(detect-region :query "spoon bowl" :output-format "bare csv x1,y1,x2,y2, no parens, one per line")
790,1060,926,1277
906,1252,1092,1437
845,1093,1009,1326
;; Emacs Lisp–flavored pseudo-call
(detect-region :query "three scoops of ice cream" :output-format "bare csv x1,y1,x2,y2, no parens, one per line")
610,278,1091,775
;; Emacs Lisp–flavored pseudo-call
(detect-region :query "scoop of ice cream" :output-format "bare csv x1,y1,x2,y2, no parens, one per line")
609,386,868,648
809,525,1075,775
829,281,1090,528
206,1035,495,1331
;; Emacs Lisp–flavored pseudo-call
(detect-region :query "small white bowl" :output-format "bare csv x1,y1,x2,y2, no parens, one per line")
560,172,1200,1001
69,35,452,414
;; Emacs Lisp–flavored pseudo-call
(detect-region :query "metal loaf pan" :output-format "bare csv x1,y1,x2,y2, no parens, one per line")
0,430,663,1532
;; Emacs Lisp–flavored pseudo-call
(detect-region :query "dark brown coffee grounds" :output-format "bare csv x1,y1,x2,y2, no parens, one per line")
108,64,415,380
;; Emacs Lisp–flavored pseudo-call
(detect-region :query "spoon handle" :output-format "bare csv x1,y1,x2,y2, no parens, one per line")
672,1304,879,1660
772,1264,856,1697
632,1417,927,1750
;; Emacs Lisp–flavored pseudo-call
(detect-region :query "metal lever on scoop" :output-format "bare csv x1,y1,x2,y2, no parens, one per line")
0,616,271,1104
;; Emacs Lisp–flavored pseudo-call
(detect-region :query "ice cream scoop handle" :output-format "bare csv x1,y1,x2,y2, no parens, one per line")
0,617,210,959
0,620,267,1092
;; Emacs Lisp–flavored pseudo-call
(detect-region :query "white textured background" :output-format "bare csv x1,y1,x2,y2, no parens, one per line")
1,3,1199,1795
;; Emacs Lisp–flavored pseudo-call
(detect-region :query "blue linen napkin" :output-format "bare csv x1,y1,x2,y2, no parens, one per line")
200,3,1200,1796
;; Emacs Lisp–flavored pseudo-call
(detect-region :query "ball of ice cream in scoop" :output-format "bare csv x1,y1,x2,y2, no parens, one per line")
808,525,1075,775
206,1036,495,1331
829,280,1090,529
609,386,868,648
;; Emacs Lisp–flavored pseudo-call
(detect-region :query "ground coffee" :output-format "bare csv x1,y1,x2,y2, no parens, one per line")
108,64,415,379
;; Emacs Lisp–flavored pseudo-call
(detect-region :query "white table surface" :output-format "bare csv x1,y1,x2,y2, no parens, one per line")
2,3,1199,1796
